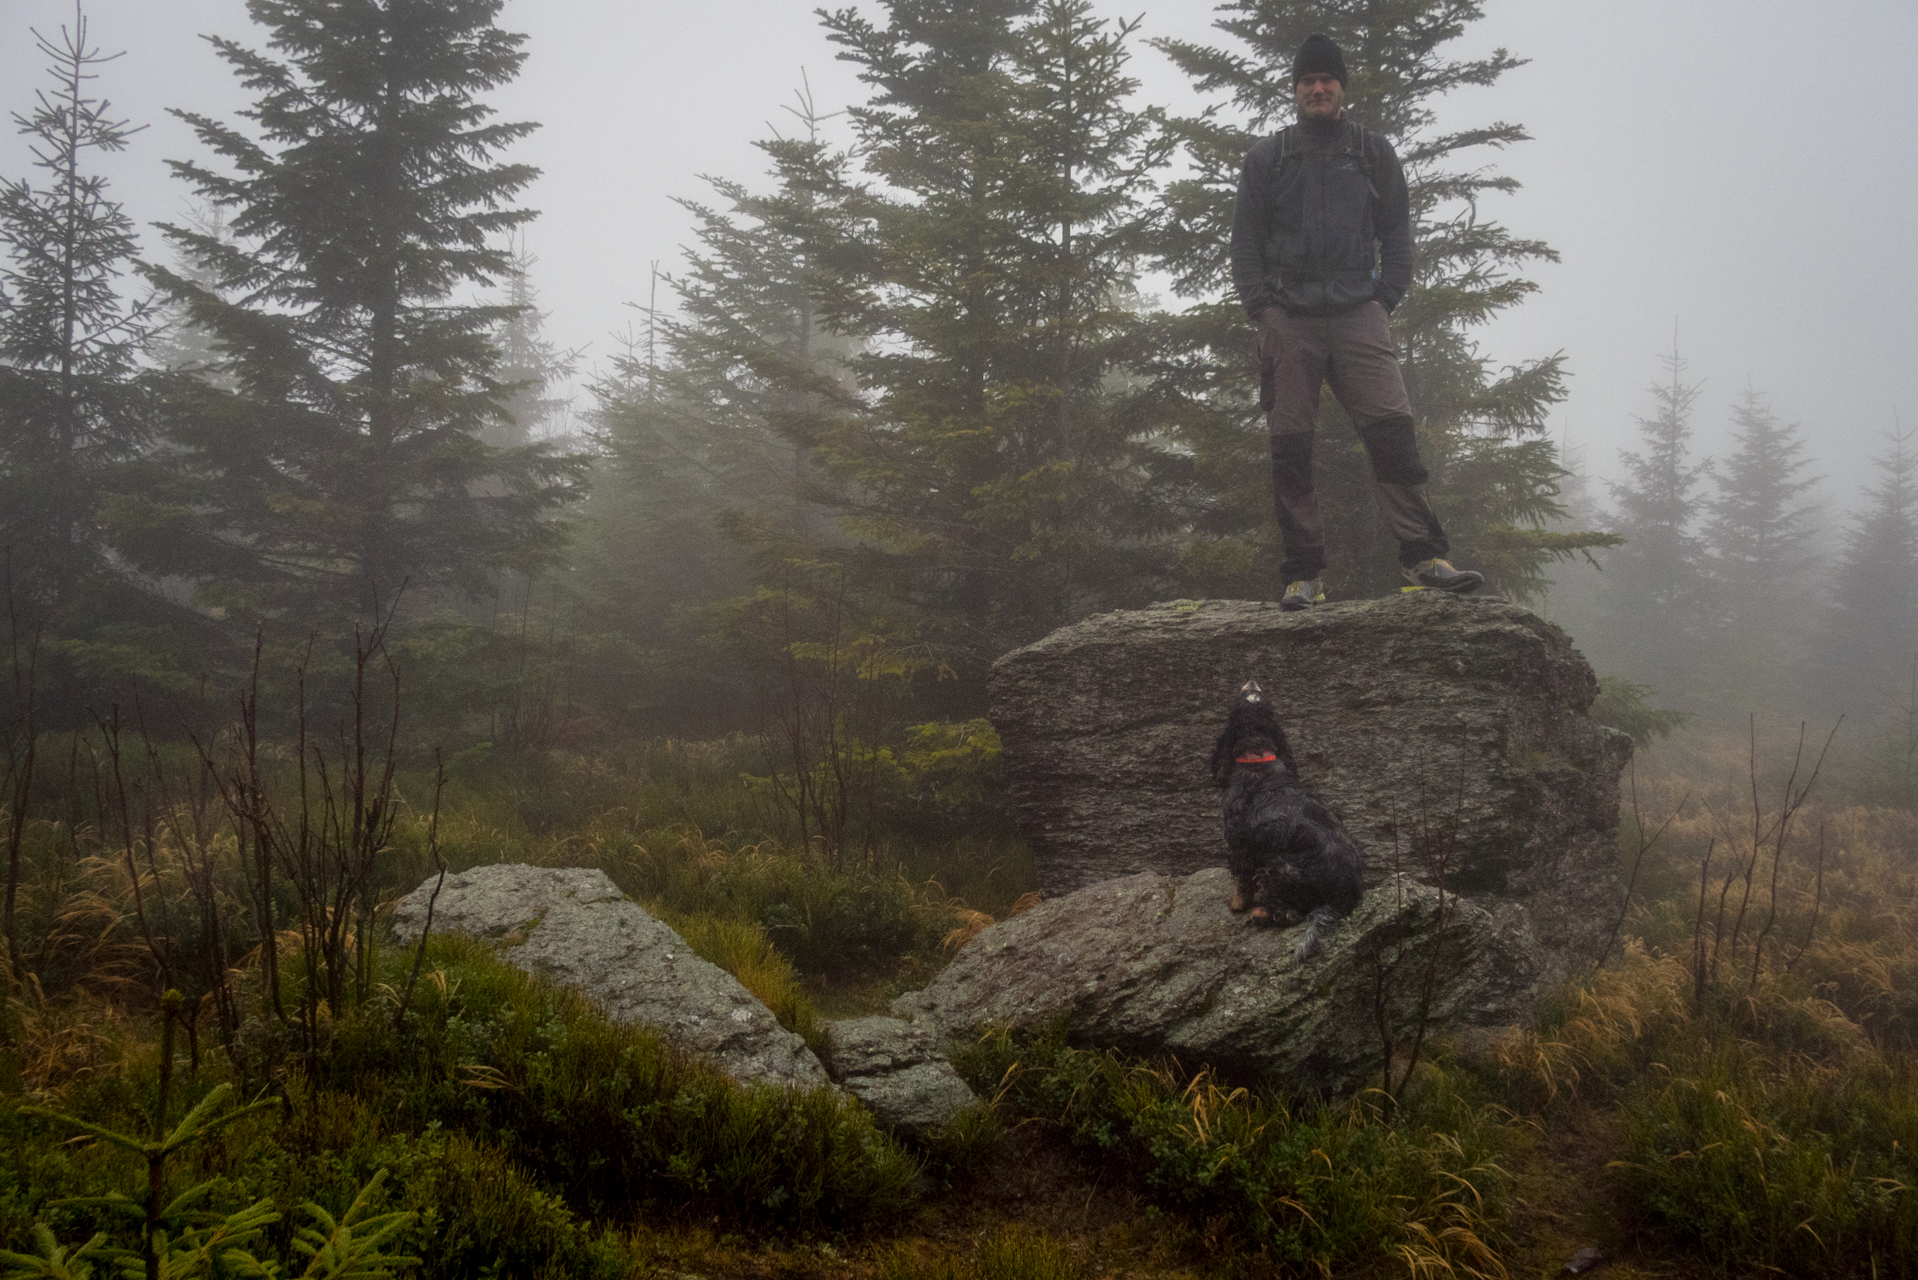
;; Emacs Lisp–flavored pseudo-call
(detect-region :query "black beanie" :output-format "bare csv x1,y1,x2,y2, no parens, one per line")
1292,33,1347,86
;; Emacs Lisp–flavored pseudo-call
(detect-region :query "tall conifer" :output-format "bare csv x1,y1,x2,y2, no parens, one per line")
489,243,575,449
566,99,864,729
1598,344,1715,703
0,5,153,617
807,0,1180,673
1703,386,1820,711
1150,0,1610,600
1820,423,1918,718
132,0,584,626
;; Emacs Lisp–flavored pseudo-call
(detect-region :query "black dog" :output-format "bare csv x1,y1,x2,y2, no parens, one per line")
1209,679,1364,960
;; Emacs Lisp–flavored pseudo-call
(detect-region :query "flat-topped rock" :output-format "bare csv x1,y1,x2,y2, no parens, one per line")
393,864,828,1091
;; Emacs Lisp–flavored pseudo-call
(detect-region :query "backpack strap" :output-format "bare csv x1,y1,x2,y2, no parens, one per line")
1351,120,1381,200
1271,124,1294,207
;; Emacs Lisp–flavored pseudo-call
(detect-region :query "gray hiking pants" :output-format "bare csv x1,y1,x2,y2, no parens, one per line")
1258,301,1448,581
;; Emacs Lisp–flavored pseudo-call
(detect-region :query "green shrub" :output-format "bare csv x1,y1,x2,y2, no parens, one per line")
4,937,917,1274
329,936,920,1229
1615,1045,1918,1277
952,1024,1510,1274
1590,677,1689,749
916,1104,1003,1185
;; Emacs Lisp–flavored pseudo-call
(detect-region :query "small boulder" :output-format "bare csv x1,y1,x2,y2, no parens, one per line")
892,866,1541,1094
392,864,828,1091
817,1017,980,1138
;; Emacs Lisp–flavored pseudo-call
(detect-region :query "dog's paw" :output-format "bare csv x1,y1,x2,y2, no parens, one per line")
1292,931,1326,962
1247,906,1274,927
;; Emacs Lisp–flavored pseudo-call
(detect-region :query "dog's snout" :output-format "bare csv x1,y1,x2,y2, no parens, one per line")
1238,678,1264,701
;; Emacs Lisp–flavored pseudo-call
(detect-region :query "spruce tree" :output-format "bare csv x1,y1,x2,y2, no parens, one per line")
1598,344,1715,704
1149,0,1611,600
1819,423,1918,719
147,206,232,381
130,0,584,626
564,96,864,730
807,0,1181,674
489,242,575,448
0,6,153,618
1702,386,1820,711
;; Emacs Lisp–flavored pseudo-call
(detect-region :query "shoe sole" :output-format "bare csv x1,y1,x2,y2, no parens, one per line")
1401,579,1483,594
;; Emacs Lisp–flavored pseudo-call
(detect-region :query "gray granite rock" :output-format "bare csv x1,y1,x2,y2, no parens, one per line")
893,866,1540,1093
818,1017,980,1138
987,593,1630,981
392,864,828,1090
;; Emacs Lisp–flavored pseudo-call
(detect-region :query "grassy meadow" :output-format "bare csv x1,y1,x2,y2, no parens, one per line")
2,716,1914,1280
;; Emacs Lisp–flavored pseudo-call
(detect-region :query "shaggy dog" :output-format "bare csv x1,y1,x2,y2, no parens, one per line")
1209,680,1364,960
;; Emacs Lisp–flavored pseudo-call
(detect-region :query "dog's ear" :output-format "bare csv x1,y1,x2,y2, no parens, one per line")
1209,725,1235,787
1261,711,1300,776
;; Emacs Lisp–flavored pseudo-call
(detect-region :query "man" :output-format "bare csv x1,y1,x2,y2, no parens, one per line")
1231,33,1483,610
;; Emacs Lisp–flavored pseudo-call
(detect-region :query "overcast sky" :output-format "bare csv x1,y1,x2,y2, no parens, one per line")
4,0,1914,514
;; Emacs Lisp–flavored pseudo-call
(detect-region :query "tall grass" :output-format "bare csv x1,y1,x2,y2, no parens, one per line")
957,1022,1513,1277
1493,724,1918,1278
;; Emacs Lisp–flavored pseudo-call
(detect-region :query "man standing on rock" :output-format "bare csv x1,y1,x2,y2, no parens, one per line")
1231,33,1483,611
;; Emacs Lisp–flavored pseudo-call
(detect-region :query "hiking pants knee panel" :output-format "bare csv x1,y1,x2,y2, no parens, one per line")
1355,413,1428,486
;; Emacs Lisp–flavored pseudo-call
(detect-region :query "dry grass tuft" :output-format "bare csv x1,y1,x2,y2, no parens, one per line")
3,973,128,1093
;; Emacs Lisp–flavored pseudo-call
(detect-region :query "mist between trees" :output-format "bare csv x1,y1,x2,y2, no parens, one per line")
0,0,1911,789
9,7,1918,1278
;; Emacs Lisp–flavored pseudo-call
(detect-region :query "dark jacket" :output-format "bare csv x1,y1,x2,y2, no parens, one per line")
1230,115,1413,318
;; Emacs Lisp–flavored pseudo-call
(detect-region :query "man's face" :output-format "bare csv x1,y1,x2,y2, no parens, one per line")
1295,72,1343,121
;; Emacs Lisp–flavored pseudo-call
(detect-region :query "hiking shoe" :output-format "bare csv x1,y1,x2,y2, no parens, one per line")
1280,578,1325,611
1403,559,1483,593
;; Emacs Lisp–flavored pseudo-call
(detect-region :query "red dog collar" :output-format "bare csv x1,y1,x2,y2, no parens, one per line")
1234,751,1278,763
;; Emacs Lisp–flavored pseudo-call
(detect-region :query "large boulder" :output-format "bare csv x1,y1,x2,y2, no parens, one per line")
892,867,1539,1093
988,593,1631,977
392,864,828,1091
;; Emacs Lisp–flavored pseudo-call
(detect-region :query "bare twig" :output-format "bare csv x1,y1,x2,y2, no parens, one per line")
1690,838,1716,1008
1602,763,1688,966
3,555,41,985
1783,820,1827,975
1748,720,1840,991
395,754,447,1033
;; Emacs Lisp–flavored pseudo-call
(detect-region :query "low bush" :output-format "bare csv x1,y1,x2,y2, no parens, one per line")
3,937,920,1278
326,935,920,1228
1,1046,627,1280
953,1023,1512,1275
1496,941,1918,1275
1614,1047,1918,1277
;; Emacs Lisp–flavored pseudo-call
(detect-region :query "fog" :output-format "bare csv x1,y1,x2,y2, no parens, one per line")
4,0,1914,506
